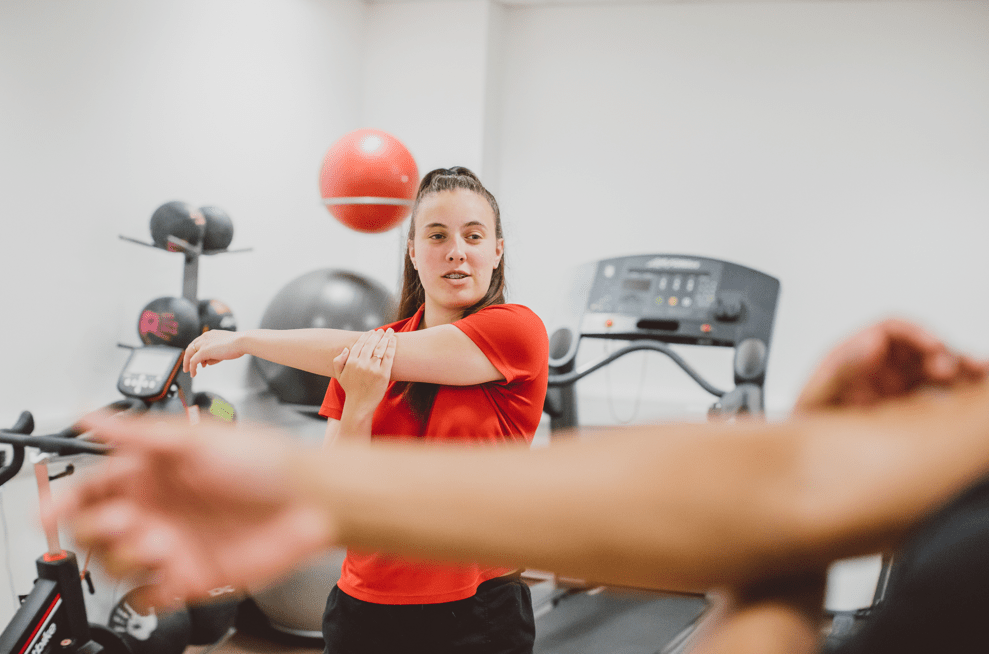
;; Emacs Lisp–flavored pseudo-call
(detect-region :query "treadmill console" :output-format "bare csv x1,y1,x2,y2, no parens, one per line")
545,255,781,428
578,254,779,349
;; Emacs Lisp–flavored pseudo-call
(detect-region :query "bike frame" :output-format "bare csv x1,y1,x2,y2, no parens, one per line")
1,413,122,654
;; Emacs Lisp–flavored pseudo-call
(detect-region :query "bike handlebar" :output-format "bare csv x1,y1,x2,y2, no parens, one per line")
0,411,32,487
0,399,144,487
0,430,112,457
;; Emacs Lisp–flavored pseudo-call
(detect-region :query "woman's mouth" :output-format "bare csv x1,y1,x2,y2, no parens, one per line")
443,272,469,279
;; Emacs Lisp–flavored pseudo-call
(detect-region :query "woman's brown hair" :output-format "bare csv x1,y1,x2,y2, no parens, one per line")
397,167,507,423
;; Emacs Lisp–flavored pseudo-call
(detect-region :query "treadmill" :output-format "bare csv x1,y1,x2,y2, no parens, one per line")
535,254,781,654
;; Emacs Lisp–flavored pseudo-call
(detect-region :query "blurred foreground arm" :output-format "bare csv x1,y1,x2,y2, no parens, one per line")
59,378,989,609
696,318,989,654
58,318,989,654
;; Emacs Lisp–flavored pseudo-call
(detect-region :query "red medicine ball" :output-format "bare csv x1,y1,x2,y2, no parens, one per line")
319,129,419,234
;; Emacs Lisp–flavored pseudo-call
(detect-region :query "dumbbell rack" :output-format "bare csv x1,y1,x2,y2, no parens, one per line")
118,229,251,412
118,233,252,303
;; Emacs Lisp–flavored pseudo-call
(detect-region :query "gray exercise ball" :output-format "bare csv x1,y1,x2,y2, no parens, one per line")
253,269,395,406
250,549,348,638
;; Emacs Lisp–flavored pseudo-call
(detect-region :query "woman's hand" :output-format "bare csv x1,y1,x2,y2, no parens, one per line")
184,330,246,377
332,329,397,416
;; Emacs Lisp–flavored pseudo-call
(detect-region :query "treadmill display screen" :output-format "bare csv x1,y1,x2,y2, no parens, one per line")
621,278,651,291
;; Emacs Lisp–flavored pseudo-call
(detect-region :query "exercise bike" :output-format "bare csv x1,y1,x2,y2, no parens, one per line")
0,408,131,654
535,254,781,654
1,342,239,654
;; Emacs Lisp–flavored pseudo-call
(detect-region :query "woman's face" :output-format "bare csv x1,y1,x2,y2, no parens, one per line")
408,189,503,325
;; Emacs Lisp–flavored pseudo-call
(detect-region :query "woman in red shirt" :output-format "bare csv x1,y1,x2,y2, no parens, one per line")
183,167,548,653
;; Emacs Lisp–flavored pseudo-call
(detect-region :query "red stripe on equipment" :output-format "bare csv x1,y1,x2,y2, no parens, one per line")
18,594,62,654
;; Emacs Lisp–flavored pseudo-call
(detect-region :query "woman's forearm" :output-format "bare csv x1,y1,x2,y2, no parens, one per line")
336,405,375,443
241,328,359,376
301,382,989,592
232,327,498,385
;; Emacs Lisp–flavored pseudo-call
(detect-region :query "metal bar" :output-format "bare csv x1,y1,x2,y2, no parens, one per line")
34,460,62,556
183,253,199,301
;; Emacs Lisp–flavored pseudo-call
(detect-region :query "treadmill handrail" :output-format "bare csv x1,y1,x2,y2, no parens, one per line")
547,341,727,398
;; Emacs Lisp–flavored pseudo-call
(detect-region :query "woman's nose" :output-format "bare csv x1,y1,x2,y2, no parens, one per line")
447,238,466,262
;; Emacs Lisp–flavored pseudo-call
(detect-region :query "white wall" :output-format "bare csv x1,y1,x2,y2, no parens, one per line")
361,0,495,174
0,0,369,626
360,0,989,420
494,0,989,416
0,0,371,426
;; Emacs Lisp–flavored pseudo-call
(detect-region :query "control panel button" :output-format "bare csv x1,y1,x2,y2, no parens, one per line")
714,298,744,322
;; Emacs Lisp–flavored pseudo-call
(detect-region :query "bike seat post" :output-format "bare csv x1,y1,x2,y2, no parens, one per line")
33,458,64,558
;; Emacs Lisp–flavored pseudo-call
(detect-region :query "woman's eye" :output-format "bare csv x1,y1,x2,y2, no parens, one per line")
428,233,445,240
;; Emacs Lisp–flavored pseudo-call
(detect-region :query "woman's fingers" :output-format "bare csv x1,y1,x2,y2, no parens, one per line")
350,330,376,360
339,329,396,372
379,331,397,368
182,331,243,377
371,329,394,365
184,332,216,376
183,341,197,374
351,329,389,364
184,339,208,377
332,347,351,377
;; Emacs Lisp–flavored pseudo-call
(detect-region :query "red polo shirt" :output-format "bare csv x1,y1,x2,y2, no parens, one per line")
319,303,549,604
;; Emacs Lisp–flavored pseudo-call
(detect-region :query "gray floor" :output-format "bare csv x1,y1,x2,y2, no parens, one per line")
533,588,707,654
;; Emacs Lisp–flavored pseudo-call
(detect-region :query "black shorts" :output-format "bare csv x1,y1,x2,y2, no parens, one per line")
322,576,535,654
